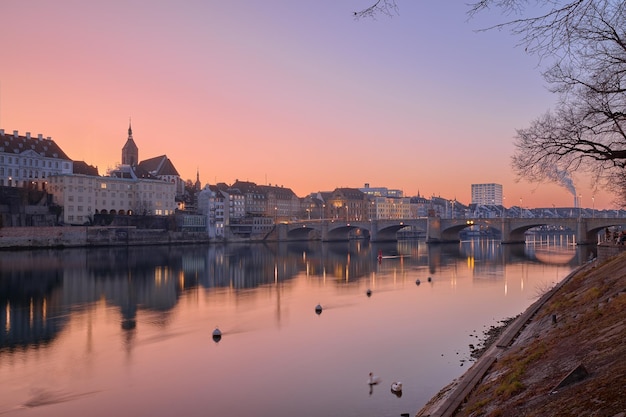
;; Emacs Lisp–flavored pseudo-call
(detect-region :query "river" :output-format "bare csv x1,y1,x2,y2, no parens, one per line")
0,236,594,417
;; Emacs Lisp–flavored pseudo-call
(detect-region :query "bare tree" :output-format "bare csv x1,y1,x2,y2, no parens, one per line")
469,1,626,202
357,1,626,203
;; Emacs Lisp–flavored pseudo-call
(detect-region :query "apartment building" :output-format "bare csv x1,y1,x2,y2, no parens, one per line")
0,129,73,190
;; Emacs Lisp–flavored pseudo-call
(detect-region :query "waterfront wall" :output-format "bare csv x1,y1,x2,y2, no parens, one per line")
597,242,626,262
0,226,210,249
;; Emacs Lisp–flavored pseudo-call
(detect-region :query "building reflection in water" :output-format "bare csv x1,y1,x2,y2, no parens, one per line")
0,235,595,353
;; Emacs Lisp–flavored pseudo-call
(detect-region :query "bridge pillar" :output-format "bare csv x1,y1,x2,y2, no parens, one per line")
320,221,330,242
426,216,441,243
576,218,591,245
276,223,289,241
500,218,524,244
369,220,379,242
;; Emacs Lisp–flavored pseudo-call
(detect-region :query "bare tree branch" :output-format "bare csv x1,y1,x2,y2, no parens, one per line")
353,0,399,20
469,1,626,202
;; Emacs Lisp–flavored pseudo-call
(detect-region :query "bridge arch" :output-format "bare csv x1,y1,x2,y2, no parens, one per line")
325,224,366,241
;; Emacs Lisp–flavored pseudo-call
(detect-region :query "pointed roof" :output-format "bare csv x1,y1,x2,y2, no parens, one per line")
73,161,99,176
122,121,138,152
138,155,180,176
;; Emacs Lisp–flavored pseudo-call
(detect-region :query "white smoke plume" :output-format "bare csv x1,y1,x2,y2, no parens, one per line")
546,168,576,197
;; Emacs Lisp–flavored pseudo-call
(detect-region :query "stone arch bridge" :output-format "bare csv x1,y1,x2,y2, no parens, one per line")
274,217,626,244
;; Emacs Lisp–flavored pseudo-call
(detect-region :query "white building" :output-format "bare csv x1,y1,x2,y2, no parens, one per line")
0,129,73,189
369,197,413,220
49,170,176,225
471,183,503,206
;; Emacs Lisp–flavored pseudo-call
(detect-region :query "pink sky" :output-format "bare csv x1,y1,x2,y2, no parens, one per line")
0,1,612,209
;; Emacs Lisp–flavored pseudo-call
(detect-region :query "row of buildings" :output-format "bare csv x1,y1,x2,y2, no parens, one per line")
1,126,494,236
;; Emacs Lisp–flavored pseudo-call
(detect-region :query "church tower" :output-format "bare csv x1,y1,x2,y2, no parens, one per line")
195,168,202,191
122,121,139,166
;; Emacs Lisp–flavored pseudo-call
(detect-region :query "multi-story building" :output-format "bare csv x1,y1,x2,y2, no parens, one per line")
49,167,176,225
0,129,73,190
369,196,413,220
325,188,368,221
230,180,300,221
471,183,503,206
260,184,300,221
359,183,403,198
47,125,179,225
231,180,267,217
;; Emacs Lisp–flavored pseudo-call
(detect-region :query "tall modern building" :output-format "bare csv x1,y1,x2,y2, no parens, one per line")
471,183,503,205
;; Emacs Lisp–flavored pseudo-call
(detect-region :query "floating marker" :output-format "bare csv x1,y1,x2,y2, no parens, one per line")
366,289,372,297
212,326,222,343
315,304,323,315
415,279,421,286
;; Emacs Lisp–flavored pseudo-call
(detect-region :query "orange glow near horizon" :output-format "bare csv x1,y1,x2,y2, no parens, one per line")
0,2,614,209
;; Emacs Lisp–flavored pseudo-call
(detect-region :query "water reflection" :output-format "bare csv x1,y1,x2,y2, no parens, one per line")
0,236,596,417
1,237,594,353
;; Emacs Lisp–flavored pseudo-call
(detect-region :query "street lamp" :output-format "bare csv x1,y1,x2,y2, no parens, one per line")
592,195,595,218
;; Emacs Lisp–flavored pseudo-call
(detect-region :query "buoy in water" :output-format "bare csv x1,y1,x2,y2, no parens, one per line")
212,326,222,343
415,279,421,286
427,277,432,282
315,304,323,315
366,289,372,297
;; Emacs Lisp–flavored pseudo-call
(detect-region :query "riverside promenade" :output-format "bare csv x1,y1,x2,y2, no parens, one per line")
416,260,595,417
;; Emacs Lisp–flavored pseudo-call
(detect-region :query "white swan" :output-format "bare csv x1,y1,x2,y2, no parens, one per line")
368,372,381,385
391,382,402,392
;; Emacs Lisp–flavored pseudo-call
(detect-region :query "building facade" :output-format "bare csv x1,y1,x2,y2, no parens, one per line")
471,183,503,206
48,172,176,225
0,129,73,190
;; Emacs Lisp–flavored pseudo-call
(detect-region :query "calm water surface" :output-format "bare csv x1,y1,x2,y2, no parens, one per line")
0,237,594,417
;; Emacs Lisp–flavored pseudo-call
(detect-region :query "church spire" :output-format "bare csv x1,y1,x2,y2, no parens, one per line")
122,119,138,166
195,167,201,191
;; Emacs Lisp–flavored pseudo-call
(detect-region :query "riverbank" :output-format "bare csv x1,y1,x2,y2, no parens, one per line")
416,251,626,416
0,226,211,248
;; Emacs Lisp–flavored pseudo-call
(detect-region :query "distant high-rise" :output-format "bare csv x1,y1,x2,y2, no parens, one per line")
471,183,503,205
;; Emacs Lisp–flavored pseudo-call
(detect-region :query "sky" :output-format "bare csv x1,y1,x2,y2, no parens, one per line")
0,1,612,209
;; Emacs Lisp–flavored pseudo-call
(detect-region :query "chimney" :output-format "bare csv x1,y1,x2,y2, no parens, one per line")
0,129,4,136
38,134,43,140
13,130,18,138
26,132,31,139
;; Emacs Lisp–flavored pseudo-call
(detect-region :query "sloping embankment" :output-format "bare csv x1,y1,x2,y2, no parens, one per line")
417,252,626,417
